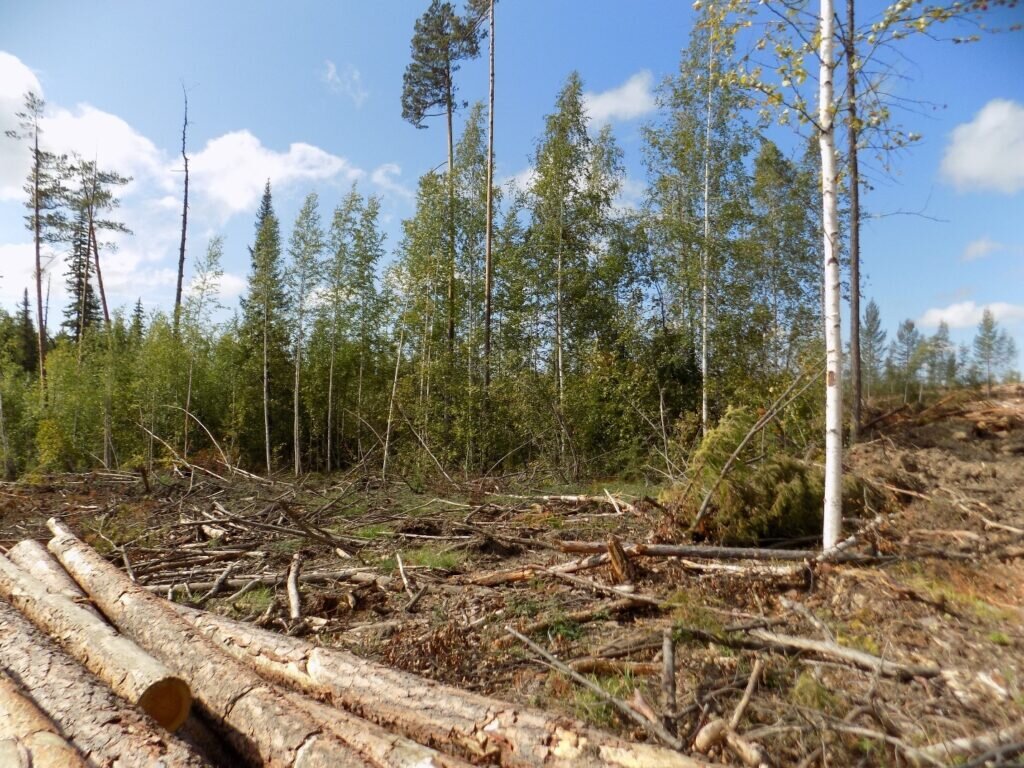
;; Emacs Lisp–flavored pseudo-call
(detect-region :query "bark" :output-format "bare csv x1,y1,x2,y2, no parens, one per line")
846,0,861,444
0,553,192,731
174,89,190,337
0,671,88,768
701,37,713,437
483,0,495,389
819,0,844,550
170,602,715,768
382,328,404,482
46,520,375,768
294,339,302,476
33,132,46,391
0,600,208,768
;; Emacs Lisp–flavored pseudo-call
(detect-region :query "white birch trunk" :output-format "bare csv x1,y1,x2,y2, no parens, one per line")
701,39,714,437
819,0,843,550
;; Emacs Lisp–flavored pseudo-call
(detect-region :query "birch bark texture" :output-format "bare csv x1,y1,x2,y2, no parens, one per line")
818,0,844,550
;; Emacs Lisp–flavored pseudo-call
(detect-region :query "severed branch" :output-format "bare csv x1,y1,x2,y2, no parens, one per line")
505,627,685,751
286,552,304,622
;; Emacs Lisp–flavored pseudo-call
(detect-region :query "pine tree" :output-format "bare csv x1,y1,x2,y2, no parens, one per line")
889,319,923,403
402,0,482,359
972,309,1015,395
5,92,66,389
860,300,886,400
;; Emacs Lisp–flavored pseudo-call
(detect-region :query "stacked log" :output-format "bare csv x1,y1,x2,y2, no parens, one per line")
0,600,209,768
44,519,451,768
0,552,191,731
0,671,88,768
45,518,714,768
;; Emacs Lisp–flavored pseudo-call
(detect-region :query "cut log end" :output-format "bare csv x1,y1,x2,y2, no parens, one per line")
138,676,193,733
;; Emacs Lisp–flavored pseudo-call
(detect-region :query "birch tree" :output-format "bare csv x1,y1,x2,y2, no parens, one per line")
286,192,325,476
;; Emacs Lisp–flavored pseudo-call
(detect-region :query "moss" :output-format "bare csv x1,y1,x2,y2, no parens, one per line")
988,631,1011,646
790,670,841,715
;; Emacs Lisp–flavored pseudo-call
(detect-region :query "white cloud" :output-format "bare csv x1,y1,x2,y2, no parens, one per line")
615,176,646,211
583,71,657,126
941,99,1024,194
321,60,368,109
190,130,363,220
919,300,1024,329
503,166,536,196
962,237,1003,262
370,163,412,199
0,51,44,201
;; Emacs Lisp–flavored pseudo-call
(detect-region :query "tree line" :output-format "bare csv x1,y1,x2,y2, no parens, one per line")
0,0,1016,492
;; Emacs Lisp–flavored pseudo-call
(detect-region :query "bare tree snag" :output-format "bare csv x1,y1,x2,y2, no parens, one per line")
174,86,190,337
0,553,192,731
0,600,209,768
46,520,375,768
169,602,713,768
0,671,88,768
287,551,304,621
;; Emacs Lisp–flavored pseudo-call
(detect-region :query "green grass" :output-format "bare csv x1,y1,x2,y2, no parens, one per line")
232,584,274,614
403,545,467,571
989,631,1012,646
353,523,393,540
565,672,639,728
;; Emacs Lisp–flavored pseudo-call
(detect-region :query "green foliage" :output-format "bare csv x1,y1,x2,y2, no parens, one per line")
666,406,876,544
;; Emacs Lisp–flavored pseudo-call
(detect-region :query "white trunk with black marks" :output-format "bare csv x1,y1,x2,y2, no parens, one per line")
819,0,843,550
483,0,495,389
555,201,566,465
382,328,404,483
701,39,713,437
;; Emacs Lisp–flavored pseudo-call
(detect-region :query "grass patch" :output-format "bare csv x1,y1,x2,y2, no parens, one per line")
232,585,274,614
403,545,467,571
896,564,1018,624
790,670,842,715
989,631,1011,646
268,537,304,556
568,672,639,728
506,594,543,618
668,591,723,635
353,524,392,540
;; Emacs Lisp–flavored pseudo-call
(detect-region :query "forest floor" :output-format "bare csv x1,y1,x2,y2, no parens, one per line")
1,385,1022,767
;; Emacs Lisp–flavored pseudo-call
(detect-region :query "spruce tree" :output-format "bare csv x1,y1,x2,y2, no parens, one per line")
860,300,887,400
239,181,290,473
973,309,1015,395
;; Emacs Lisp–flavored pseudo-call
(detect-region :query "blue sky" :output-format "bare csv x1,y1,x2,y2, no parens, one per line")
1,0,1021,364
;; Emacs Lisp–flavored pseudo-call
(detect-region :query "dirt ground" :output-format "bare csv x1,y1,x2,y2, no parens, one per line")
1,385,1022,767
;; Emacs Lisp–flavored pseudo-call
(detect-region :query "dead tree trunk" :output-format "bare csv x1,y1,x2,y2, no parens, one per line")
0,671,88,768
0,553,191,731
0,600,208,768
174,87,190,338
171,603,715,768
45,520,376,768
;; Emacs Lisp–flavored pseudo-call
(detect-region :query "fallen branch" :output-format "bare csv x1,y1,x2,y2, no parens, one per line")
505,627,686,752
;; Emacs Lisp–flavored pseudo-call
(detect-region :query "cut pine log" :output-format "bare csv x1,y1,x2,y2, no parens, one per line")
0,600,209,768
46,519,378,768
0,552,192,731
169,603,718,768
0,671,88,768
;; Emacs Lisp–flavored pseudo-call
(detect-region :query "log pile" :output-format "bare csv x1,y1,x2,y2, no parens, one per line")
0,519,720,768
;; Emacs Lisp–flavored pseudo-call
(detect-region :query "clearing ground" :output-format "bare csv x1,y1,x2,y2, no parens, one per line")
1,385,1022,766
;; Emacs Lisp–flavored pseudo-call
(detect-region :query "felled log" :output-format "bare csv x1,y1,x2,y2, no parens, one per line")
170,603,715,768
7,539,92,607
559,541,819,562
0,600,209,768
47,520,377,768
0,553,192,731
0,671,88,768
